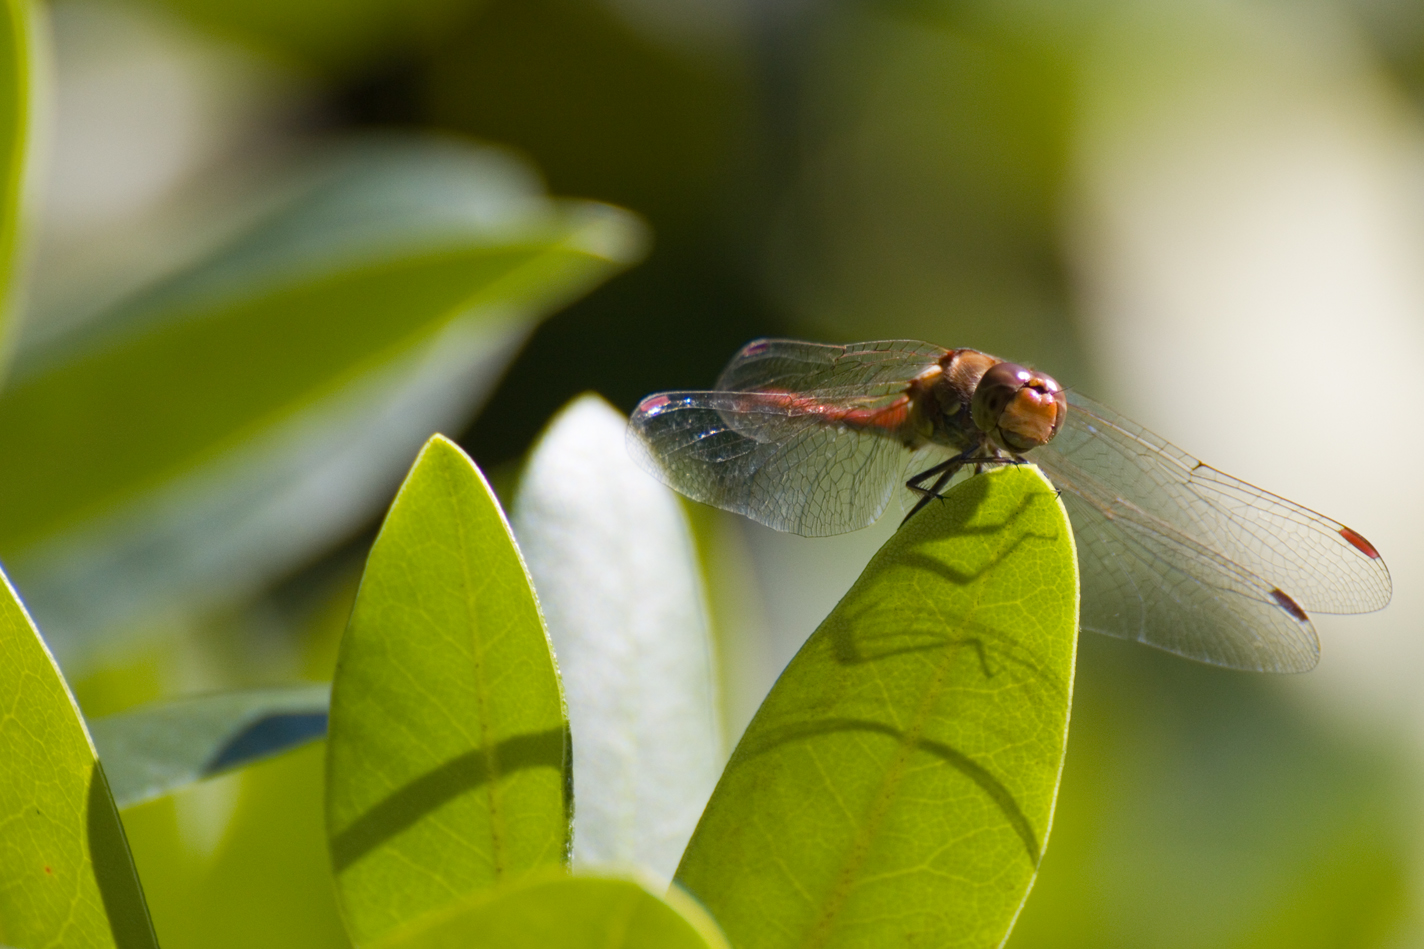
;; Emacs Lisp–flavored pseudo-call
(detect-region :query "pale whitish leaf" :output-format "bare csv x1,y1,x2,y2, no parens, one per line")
513,394,721,883
89,683,331,810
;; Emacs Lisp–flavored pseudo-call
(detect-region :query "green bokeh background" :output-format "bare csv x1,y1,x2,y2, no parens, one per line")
7,0,1421,945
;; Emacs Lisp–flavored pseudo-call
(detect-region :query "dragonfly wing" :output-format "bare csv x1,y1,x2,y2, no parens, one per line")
715,338,948,395
1056,489,1319,672
629,390,908,536
1047,391,1390,615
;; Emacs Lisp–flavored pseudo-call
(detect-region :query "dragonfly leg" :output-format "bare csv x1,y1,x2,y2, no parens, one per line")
906,457,955,496
903,447,1031,525
902,452,973,525
903,468,961,525
905,449,976,496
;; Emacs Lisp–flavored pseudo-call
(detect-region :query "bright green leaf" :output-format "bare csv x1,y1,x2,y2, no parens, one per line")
675,464,1079,949
326,435,570,945
369,873,728,949
0,566,159,948
89,683,331,810
512,394,721,882
0,0,32,375
0,137,645,664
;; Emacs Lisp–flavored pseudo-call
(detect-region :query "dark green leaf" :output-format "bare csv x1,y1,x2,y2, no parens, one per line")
326,435,569,945
89,683,331,810
0,0,31,375
0,566,158,948
369,873,728,949
144,0,479,70
675,464,1079,949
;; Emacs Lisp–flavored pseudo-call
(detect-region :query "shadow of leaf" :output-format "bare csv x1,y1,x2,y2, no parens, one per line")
87,762,159,948
330,726,568,873
204,711,329,775
735,717,1041,865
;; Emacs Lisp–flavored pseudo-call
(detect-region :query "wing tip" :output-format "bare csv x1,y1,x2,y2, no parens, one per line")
632,393,674,418
1338,524,1381,560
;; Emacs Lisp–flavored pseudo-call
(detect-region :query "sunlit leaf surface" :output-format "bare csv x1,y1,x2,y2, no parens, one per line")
512,394,720,882
90,683,331,810
326,435,569,945
676,465,1079,949
369,873,728,949
0,0,31,376
0,566,158,948
0,136,645,664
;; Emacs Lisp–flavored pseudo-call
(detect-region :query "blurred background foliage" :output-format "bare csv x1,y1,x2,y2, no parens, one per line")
4,0,1424,945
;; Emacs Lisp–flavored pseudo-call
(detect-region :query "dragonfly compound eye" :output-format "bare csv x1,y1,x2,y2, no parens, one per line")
971,362,1068,453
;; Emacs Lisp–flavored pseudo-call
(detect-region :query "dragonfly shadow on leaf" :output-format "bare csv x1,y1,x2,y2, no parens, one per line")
897,481,1064,584
825,486,1068,698
735,717,1042,866
822,608,1067,725
825,626,998,680
329,726,569,873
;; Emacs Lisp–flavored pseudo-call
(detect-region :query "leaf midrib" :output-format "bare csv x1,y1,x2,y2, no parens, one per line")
442,455,507,879
799,570,989,949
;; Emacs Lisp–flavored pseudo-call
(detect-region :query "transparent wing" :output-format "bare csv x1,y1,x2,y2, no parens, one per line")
1029,389,1391,671
715,338,948,396
628,390,910,536
1057,490,1319,672
1046,391,1391,613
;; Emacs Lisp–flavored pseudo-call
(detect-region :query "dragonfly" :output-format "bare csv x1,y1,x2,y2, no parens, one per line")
627,338,1391,673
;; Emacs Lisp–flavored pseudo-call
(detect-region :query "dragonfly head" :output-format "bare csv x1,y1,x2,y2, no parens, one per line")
971,362,1067,453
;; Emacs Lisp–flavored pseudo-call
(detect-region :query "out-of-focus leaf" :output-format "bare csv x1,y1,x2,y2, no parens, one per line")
107,565,359,949
0,136,645,664
676,465,1079,949
326,435,569,945
763,5,1088,384
1005,634,1415,949
123,742,351,949
145,0,478,70
511,394,720,882
0,0,31,375
0,566,159,948
90,683,331,810
369,873,728,949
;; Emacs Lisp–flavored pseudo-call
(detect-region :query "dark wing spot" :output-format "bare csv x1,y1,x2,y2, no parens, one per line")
1270,588,1310,623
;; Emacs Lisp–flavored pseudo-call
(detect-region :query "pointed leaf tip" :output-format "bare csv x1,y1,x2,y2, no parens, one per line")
326,435,569,944
513,394,721,883
675,464,1079,949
